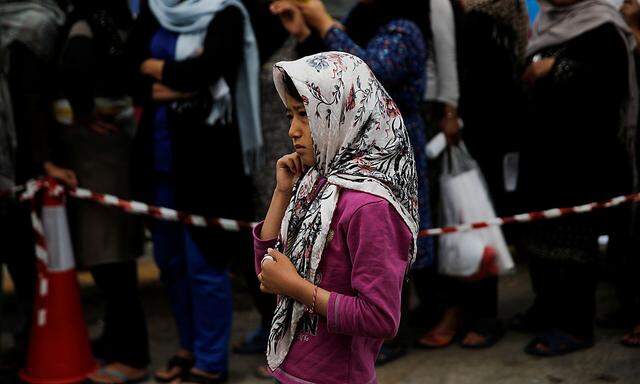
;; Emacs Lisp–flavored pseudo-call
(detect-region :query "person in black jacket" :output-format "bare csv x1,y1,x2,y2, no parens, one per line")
129,1,261,382
518,0,637,357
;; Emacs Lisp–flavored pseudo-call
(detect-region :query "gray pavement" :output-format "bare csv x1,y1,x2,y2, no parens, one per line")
16,259,629,384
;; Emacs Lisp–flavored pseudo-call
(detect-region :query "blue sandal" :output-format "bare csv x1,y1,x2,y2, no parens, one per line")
84,368,149,384
524,329,593,357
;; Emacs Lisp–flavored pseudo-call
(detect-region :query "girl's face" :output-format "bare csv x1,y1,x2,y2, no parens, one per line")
286,92,316,167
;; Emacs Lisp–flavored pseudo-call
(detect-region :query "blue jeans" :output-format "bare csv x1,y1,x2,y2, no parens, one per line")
151,179,233,373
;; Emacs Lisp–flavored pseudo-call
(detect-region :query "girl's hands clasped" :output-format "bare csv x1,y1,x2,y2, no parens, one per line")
259,248,303,297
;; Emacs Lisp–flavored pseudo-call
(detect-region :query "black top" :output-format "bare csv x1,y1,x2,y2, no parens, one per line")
8,42,56,183
519,23,632,210
60,11,132,120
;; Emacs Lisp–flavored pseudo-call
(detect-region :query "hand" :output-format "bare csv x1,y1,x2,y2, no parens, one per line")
522,57,556,85
140,59,165,81
270,0,312,41
258,248,304,297
151,83,194,102
439,105,460,145
622,0,640,31
88,119,119,135
43,161,78,188
297,0,336,37
275,153,303,195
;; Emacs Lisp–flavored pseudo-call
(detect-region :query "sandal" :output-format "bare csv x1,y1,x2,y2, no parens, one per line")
84,368,149,384
415,329,457,349
524,329,594,357
153,355,195,383
460,320,505,349
181,370,228,384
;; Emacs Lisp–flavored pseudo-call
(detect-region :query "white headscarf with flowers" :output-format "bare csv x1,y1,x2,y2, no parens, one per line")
267,52,419,370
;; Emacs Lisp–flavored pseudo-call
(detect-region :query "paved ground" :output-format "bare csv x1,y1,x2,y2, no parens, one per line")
2,254,639,384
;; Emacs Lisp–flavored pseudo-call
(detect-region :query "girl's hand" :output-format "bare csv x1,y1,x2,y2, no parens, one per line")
276,153,303,196
259,248,304,297
297,0,336,37
270,0,312,41
140,59,165,81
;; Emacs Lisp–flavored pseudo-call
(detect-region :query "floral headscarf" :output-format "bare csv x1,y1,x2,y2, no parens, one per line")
267,52,419,370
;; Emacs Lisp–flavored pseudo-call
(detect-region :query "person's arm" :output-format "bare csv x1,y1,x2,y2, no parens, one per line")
142,6,244,93
430,0,459,107
322,20,425,86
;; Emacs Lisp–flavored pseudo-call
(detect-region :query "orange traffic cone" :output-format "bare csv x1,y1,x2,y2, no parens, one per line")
20,181,97,384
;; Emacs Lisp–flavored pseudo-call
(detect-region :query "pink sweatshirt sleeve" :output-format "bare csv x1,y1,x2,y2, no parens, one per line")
253,222,278,275
326,200,412,339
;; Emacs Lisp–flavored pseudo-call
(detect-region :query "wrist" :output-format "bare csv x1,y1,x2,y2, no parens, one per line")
317,15,336,38
290,276,312,303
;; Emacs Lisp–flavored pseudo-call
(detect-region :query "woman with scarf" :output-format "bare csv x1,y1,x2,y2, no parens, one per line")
57,2,150,383
518,0,637,356
270,0,432,363
254,52,418,384
129,0,261,382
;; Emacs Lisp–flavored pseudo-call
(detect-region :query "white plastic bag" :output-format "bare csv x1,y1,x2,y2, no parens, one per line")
438,143,515,277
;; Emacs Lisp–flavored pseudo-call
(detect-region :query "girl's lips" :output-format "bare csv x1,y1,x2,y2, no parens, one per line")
295,145,306,150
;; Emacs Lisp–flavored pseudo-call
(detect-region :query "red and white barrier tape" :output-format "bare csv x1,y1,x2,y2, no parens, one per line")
418,193,640,237
4,178,640,238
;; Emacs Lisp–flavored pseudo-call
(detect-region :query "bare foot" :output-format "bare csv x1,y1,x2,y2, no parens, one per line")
461,331,488,347
155,349,193,382
417,307,461,347
88,362,148,383
622,323,640,346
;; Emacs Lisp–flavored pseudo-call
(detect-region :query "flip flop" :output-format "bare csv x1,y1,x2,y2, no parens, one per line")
84,368,149,384
524,329,594,357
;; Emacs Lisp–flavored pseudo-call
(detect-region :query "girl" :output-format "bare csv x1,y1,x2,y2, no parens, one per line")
270,0,433,362
254,52,418,384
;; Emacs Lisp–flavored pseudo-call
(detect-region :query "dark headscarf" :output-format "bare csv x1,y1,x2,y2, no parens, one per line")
343,0,430,48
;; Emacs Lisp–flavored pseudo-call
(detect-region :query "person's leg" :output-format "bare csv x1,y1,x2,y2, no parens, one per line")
185,230,232,378
556,262,597,340
460,277,503,348
0,200,36,369
90,261,150,368
417,275,462,348
150,180,196,382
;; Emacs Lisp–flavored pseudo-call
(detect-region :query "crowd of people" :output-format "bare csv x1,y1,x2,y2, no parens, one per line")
0,0,639,383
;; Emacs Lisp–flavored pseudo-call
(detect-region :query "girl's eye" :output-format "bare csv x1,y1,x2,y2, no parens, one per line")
286,113,293,121
299,110,307,118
